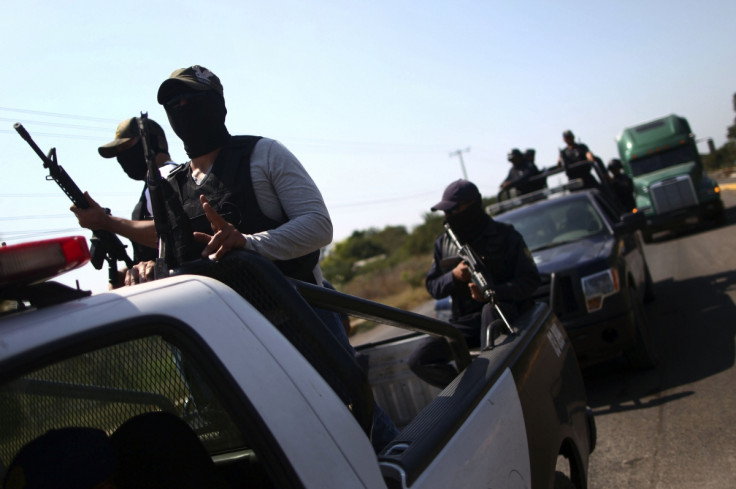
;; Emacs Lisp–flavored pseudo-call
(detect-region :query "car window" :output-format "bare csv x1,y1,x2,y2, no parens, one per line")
0,329,280,488
497,198,605,251
628,145,697,176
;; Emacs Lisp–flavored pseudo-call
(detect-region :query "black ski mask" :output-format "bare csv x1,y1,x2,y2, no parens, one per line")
445,200,489,243
116,140,148,181
165,90,230,158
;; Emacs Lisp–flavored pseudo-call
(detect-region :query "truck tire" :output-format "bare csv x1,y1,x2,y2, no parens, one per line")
642,228,653,244
714,206,726,227
554,471,576,489
629,287,656,370
643,265,655,303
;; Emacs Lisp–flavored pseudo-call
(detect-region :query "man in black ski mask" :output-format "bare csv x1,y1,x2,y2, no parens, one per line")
73,65,333,287
408,179,540,389
97,117,176,264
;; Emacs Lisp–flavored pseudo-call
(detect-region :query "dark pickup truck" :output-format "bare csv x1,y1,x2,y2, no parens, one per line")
489,179,657,369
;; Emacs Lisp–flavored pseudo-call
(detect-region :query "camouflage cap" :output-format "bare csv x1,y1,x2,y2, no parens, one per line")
98,117,168,158
157,65,224,104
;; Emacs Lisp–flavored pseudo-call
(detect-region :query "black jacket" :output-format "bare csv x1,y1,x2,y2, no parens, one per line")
426,216,540,331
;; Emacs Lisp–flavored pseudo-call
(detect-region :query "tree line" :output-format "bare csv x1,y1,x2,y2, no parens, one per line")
325,93,736,288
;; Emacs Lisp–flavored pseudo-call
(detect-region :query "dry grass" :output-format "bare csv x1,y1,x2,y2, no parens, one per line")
338,254,434,335
340,254,433,308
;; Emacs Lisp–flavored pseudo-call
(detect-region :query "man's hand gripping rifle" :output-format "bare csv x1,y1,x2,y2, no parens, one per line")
137,113,199,279
443,223,515,340
13,123,134,287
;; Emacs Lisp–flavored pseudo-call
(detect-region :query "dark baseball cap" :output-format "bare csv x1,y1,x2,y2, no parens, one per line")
507,148,523,161
98,117,168,158
3,428,117,489
562,130,575,138
431,179,481,212
157,65,224,104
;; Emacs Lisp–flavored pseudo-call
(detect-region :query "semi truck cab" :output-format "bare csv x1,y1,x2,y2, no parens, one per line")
616,114,724,240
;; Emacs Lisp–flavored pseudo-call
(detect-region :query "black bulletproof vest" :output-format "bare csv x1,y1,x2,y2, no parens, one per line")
167,136,320,283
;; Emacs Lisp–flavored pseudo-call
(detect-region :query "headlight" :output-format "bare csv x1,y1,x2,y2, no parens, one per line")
581,268,620,312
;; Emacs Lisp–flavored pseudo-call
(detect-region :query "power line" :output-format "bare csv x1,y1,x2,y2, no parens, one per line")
0,117,110,132
0,214,74,221
328,190,437,208
0,128,108,141
0,107,120,123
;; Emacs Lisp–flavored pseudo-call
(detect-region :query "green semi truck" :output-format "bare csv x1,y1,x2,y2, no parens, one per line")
616,114,724,241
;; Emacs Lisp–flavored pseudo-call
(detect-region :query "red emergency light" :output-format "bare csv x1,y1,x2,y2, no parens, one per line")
0,236,91,287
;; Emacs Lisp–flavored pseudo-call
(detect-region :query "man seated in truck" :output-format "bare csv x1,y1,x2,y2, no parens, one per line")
97,116,178,267
498,148,542,199
408,180,540,389
607,158,636,211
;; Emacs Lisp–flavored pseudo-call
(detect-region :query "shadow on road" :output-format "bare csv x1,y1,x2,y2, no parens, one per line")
583,269,736,415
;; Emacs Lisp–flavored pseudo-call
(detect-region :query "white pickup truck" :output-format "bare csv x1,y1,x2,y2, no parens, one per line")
0,236,595,488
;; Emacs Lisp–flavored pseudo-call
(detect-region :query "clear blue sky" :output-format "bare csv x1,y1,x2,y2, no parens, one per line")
2,0,735,292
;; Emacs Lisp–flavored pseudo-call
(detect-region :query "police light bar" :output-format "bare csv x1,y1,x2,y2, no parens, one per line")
0,236,91,287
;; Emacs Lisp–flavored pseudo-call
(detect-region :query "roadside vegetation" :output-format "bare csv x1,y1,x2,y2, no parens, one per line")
324,96,736,334
702,92,736,173
320,198,496,325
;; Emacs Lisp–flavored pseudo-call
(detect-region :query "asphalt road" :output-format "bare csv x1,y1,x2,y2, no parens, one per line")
585,179,736,488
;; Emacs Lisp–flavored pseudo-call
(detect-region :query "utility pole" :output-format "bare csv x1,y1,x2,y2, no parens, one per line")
449,147,470,180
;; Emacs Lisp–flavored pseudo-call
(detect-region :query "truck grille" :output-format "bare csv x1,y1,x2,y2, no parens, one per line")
533,273,580,319
649,175,697,214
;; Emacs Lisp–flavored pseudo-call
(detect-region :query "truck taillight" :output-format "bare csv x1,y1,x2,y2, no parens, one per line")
0,236,91,287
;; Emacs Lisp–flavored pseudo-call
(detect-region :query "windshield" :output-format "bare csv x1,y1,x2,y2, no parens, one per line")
629,145,697,177
496,198,606,251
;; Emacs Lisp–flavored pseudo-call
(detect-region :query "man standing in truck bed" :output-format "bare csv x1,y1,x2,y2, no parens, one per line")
558,130,605,189
408,180,540,389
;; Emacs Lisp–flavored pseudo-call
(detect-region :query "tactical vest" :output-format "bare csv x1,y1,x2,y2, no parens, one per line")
167,136,320,283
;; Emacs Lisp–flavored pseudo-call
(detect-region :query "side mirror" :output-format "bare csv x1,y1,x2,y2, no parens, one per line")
613,212,646,235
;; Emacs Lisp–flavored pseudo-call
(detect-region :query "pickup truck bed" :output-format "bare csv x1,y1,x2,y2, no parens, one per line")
0,248,595,489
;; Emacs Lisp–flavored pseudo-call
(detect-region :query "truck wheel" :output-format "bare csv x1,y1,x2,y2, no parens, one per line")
643,265,655,303
554,471,576,489
714,206,726,227
642,229,653,244
629,287,657,370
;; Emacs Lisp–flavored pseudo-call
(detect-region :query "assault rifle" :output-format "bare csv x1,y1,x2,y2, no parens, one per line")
137,113,199,278
443,223,514,340
14,123,134,287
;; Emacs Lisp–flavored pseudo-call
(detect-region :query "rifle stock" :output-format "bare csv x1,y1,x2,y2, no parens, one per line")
14,123,133,285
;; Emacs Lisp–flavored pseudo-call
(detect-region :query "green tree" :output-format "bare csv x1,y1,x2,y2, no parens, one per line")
703,91,736,171
399,213,445,256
